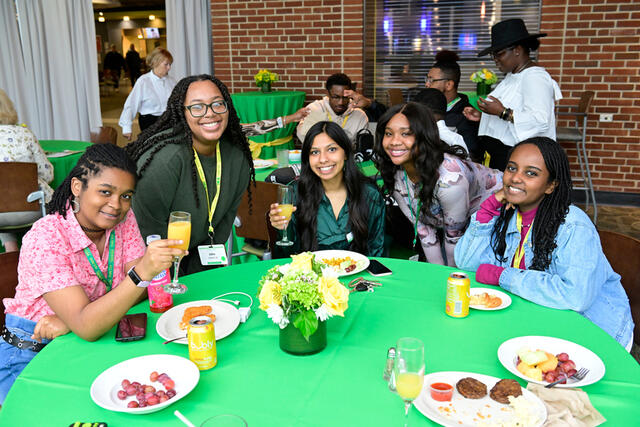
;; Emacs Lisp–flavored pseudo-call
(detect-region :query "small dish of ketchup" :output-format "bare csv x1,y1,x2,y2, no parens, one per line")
430,382,453,401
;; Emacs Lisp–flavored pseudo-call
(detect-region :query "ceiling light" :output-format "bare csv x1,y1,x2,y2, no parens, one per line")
99,12,103,16
123,16,130,21
137,34,143,39
98,16,105,22
149,15,155,20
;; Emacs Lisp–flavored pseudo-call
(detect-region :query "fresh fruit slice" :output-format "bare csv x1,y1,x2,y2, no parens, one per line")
538,352,558,373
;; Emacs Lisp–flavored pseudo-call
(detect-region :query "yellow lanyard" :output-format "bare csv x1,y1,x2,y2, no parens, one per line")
193,143,222,242
512,211,533,268
327,111,349,128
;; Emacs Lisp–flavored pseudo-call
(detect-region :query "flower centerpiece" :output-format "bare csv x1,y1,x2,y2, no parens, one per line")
258,252,349,355
470,68,498,97
254,69,279,93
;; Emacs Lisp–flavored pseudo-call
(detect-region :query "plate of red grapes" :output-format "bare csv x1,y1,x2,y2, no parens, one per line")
90,354,200,414
497,336,605,388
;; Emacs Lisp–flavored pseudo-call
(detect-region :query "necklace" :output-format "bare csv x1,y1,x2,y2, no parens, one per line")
81,225,105,233
514,60,533,74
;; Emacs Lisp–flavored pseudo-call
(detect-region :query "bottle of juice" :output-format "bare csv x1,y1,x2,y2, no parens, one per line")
146,234,173,313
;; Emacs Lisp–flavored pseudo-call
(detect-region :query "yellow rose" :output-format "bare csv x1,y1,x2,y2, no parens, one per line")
289,252,313,272
318,276,349,316
259,280,281,310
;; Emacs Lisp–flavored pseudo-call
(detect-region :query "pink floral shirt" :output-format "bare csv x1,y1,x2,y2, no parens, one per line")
3,206,145,321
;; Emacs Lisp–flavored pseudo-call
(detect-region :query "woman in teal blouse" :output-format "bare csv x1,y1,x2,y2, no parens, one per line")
270,121,385,256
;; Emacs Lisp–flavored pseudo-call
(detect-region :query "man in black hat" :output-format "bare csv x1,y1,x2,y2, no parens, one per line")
463,19,562,170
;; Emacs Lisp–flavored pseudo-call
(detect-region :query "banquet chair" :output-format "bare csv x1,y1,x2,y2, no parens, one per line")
387,89,404,106
227,182,280,265
0,251,19,327
0,162,46,238
556,91,597,223
90,126,118,145
597,229,640,347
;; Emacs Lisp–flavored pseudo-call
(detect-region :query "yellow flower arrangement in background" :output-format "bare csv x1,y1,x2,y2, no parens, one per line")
470,68,498,85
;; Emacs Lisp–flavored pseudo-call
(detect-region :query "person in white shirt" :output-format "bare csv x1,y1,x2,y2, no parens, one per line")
119,48,177,140
297,73,368,145
414,88,469,154
464,19,562,170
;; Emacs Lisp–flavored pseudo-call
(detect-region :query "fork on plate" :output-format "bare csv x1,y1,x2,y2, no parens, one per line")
544,367,589,388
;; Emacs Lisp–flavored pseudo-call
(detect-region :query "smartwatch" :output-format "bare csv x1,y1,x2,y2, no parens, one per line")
127,266,151,288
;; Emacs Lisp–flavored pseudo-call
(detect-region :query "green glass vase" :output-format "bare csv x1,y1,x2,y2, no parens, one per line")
260,82,272,93
279,320,327,355
476,82,491,97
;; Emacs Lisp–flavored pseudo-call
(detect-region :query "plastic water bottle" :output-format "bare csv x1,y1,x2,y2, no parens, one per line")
146,234,173,313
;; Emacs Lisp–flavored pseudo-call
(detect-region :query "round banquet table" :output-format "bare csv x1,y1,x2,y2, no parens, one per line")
40,140,92,189
231,91,306,160
1,259,638,426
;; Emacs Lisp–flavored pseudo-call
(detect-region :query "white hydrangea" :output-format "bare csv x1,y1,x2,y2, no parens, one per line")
320,267,338,279
266,304,289,329
314,304,331,322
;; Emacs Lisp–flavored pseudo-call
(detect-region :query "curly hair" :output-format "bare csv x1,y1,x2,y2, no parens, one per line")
373,102,467,221
296,121,375,254
125,74,255,208
48,144,138,218
491,137,572,270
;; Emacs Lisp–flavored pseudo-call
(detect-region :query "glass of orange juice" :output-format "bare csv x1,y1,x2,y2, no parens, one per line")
166,211,191,294
276,185,295,247
394,337,425,426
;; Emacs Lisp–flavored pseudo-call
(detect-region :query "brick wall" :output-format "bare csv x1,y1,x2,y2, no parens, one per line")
210,0,364,102
540,0,640,195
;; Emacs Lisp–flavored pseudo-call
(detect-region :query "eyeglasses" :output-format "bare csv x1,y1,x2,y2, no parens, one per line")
491,46,515,60
425,77,449,84
184,100,228,118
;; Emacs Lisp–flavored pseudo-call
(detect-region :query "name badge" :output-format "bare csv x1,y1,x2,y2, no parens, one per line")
198,244,228,266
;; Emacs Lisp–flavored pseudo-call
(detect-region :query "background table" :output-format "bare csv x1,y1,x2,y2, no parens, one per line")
40,140,92,188
231,91,306,159
2,259,638,426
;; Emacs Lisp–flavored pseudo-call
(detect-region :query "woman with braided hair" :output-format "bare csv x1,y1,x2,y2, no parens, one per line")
126,74,255,275
455,137,634,349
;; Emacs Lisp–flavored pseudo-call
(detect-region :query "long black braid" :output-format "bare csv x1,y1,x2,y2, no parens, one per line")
47,144,138,218
125,74,255,208
373,102,467,221
491,137,572,270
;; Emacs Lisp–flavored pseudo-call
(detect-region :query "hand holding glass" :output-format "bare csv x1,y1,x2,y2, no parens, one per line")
394,337,425,426
276,186,294,247
165,211,191,294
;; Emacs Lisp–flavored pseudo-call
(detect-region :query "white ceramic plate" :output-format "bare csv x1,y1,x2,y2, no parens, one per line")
413,371,546,427
469,287,512,311
156,300,240,345
498,336,605,387
90,354,199,414
312,249,369,277
253,159,276,169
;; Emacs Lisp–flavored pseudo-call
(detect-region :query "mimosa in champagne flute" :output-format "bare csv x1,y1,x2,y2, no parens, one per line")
166,211,191,294
394,337,425,426
276,185,294,247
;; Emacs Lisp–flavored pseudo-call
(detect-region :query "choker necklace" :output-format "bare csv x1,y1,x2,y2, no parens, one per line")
514,60,533,74
81,225,105,233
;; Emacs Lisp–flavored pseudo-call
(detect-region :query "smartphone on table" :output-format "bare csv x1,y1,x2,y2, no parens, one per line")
367,259,392,276
115,313,147,342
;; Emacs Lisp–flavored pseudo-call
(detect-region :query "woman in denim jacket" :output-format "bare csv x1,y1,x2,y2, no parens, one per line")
455,137,634,349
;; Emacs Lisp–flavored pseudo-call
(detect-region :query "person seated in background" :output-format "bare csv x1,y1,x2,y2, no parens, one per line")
119,47,177,140
425,50,481,162
0,144,183,405
414,88,468,154
297,73,368,144
270,121,385,257
0,89,54,252
342,89,388,123
373,102,502,266
455,138,634,349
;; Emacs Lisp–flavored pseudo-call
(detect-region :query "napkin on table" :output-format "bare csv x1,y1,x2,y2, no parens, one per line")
526,383,606,427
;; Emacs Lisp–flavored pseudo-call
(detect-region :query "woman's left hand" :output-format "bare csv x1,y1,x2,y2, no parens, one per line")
32,314,70,342
477,96,505,116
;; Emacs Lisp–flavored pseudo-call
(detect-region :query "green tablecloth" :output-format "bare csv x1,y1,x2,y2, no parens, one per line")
460,91,479,110
2,259,638,426
40,140,92,189
231,91,305,159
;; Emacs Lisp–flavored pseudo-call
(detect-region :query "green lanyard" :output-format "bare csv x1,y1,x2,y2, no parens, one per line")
446,96,460,112
403,171,422,248
193,143,222,243
83,231,116,292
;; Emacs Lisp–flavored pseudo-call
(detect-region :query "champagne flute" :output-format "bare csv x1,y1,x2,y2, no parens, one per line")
394,337,425,426
165,211,191,294
276,185,294,247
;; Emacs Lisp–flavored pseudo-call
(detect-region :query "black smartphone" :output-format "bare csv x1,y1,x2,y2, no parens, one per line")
367,259,392,276
115,313,147,342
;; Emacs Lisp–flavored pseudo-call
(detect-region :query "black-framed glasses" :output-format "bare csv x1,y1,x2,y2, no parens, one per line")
491,46,515,60
425,77,449,84
184,100,228,118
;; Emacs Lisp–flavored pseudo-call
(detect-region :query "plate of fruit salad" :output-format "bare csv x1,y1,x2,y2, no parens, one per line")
497,336,605,388
90,354,200,414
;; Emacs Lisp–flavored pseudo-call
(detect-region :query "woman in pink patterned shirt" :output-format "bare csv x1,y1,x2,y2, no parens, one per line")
0,144,185,405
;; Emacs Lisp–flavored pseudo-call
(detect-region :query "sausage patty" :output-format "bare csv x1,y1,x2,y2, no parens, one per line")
456,377,488,399
490,379,523,404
